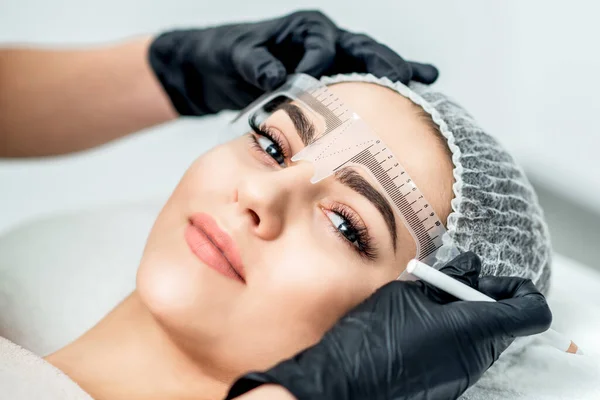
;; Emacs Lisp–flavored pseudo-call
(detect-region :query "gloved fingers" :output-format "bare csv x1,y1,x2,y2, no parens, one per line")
269,10,336,77
335,29,412,84
438,251,482,287
408,61,440,84
476,276,553,337
421,251,482,304
211,78,264,111
478,276,539,301
225,372,274,400
292,17,337,76
232,46,287,92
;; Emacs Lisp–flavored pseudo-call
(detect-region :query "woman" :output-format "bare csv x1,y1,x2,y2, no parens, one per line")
34,72,547,399
45,75,456,395
1,11,551,400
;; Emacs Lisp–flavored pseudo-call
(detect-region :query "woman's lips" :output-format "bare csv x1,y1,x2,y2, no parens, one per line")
184,213,246,284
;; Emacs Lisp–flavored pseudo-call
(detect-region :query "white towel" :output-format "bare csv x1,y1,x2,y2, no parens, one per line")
0,336,92,399
460,252,600,400
461,337,600,400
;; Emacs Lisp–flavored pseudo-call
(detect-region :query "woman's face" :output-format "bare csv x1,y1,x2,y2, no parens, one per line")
136,82,454,380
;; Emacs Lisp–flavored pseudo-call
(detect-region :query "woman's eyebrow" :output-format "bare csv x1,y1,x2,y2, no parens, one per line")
277,103,317,146
335,168,398,249
274,103,398,248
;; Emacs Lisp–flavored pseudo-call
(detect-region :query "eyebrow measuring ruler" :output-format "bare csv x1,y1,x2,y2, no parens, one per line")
235,74,447,266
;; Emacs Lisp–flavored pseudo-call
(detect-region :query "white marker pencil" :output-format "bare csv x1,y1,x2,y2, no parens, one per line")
406,259,583,355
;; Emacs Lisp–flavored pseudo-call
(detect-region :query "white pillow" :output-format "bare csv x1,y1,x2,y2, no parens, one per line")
0,200,163,356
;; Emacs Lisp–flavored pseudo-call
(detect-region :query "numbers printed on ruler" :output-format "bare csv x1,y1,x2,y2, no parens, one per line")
262,74,446,265
333,138,445,262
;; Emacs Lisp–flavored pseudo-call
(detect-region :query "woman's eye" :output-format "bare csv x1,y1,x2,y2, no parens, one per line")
325,210,360,248
256,135,285,166
256,135,285,167
249,116,289,167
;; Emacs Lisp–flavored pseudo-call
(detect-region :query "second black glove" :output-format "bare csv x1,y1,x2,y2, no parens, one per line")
226,252,552,400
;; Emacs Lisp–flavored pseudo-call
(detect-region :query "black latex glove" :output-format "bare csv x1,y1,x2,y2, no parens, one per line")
148,10,439,116
225,252,552,400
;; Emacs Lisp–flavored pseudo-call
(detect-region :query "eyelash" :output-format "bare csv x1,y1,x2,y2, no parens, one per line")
249,117,289,165
325,203,377,261
246,118,376,261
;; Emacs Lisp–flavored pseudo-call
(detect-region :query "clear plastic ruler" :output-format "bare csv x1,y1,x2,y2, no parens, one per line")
235,74,446,266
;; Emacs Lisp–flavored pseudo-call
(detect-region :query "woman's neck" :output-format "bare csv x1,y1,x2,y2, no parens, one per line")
44,292,228,400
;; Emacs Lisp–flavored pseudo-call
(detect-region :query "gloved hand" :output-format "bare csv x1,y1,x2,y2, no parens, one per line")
148,10,439,116
225,252,553,400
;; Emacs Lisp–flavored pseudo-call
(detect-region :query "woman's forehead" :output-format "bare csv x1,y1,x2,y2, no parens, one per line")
325,81,428,150
284,81,431,153
324,82,453,213
268,80,453,229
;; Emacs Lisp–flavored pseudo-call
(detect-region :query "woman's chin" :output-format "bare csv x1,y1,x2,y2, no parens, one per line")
136,253,242,339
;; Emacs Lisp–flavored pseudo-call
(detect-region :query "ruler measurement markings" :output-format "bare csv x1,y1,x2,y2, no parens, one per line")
357,153,434,242
294,85,444,262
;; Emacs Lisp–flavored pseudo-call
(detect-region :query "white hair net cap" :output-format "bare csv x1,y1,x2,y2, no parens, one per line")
320,73,552,294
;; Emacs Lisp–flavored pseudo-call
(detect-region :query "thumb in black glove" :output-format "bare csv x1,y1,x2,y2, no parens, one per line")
225,252,552,400
148,10,439,116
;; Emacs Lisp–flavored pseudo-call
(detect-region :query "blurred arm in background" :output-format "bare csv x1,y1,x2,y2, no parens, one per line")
0,10,440,159
0,37,177,157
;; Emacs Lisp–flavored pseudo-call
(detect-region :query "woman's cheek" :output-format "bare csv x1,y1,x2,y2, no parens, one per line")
258,229,372,331
177,143,245,200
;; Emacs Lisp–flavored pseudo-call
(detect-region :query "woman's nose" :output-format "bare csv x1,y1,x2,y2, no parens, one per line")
236,162,315,240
